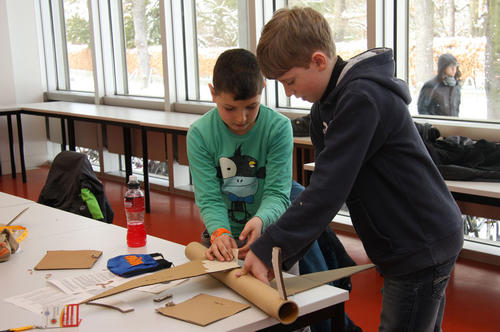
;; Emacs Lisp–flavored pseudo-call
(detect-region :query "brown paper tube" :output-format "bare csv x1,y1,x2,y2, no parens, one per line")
184,242,298,325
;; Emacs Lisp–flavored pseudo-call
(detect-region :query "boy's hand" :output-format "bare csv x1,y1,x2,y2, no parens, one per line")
238,217,263,259
236,250,273,284
206,235,237,261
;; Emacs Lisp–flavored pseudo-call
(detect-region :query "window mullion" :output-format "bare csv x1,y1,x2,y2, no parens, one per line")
109,0,128,95
160,0,176,110
39,0,57,91
88,0,105,102
97,0,117,97
51,0,69,90
182,0,199,101
394,0,408,81
171,0,187,104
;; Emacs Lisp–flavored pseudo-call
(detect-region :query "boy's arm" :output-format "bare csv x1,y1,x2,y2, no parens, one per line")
254,118,293,229
251,92,380,270
309,105,325,159
187,127,232,236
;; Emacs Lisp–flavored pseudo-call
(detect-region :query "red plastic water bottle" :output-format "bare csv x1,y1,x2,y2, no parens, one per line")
124,175,146,247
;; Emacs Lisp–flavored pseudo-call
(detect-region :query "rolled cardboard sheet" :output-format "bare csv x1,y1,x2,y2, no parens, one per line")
184,242,299,325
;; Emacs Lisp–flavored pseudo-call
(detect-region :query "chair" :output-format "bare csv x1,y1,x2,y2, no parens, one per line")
38,151,114,223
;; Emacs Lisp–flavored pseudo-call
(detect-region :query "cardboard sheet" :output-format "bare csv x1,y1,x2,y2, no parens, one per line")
35,250,102,270
270,264,376,296
156,294,250,326
82,256,239,303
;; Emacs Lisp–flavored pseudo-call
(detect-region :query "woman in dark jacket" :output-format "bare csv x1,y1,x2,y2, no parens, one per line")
417,53,461,116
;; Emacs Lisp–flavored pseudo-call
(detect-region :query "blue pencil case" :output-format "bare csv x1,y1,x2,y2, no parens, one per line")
107,253,172,277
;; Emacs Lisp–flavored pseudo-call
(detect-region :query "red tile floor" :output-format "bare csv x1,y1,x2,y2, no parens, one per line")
1,166,499,331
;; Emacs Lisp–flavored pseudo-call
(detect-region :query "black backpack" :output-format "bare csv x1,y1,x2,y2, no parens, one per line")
38,151,114,223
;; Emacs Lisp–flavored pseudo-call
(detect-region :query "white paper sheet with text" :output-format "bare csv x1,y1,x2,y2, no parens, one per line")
5,286,92,314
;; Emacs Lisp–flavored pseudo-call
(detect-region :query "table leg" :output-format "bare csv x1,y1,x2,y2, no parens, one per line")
6,115,16,178
331,302,345,332
141,127,150,213
67,118,76,151
60,118,67,151
15,113,26,183
122,127,132,184
166,133,175,192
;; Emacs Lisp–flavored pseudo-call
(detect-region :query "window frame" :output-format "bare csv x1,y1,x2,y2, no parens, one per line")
38,0,500,126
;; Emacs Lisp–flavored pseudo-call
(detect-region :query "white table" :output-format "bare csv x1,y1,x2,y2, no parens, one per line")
13,101,203,212
304,162,500,203
1,192,348,331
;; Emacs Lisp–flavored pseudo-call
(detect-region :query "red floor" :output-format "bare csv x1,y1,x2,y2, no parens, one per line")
2,166,500,331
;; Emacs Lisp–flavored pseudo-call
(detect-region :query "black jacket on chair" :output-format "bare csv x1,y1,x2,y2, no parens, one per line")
38,151,114,223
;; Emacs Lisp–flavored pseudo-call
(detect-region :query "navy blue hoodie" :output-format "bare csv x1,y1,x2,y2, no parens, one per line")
251,48,463,276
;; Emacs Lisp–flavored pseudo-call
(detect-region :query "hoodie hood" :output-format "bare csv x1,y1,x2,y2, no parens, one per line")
437,53,458,76
334,48,411,105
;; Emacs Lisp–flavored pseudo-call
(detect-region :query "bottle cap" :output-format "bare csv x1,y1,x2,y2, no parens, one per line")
128,175,138,184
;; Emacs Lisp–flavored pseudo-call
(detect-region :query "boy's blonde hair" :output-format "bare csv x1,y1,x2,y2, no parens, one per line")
257,7,336,79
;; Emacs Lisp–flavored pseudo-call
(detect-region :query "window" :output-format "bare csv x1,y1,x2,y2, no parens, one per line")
35,0,500,253
63,0,94,92
272,0,368,111
40,0,94,92
110,0,164,97
408,0,500,122
39,0,500,122
173,0,240,103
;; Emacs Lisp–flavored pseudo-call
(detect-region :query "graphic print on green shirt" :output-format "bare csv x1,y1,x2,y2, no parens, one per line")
217,145,266,224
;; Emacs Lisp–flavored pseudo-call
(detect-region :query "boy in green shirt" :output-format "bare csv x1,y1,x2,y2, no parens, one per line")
187,48,293,261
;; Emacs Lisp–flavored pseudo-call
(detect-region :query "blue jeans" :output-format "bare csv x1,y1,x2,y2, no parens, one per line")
379,256,457,332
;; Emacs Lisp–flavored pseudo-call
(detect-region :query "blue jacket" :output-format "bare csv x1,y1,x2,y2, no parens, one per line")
251,48,463,276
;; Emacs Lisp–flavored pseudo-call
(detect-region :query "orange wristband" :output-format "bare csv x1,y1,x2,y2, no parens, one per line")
210,228,232,243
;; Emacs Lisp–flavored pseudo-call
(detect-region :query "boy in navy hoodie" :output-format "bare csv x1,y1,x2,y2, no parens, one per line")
238,7,464,331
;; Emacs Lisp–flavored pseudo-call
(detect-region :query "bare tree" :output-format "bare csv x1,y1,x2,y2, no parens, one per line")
414,0,435,86
444,0,456,36
133,0,150,89
333,0,347,42
485,0,500,119
470,0,483,36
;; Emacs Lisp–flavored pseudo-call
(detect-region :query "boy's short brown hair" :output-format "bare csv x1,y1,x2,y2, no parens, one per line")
212,48,264,100
257,7,336,79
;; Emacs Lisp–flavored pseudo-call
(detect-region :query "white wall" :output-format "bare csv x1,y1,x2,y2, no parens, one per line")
0,0,48,174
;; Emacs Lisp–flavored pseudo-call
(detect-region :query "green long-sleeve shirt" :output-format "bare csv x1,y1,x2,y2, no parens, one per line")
187,105,293,237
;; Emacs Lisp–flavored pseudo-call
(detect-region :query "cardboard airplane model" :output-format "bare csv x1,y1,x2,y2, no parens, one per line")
82,242,374,324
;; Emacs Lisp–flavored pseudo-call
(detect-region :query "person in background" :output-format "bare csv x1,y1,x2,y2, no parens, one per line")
237,7,464,331
418,53,462,117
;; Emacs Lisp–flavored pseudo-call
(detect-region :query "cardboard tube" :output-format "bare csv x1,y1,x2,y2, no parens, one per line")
185,242,298,325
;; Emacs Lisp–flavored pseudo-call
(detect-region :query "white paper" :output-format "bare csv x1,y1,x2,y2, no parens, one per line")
5,286,92,314
48,270,125,294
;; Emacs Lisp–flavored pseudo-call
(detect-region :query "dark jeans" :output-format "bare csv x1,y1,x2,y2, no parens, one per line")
379,256,457,332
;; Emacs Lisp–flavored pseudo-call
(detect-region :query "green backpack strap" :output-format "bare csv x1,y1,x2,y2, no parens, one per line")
81,188,104,220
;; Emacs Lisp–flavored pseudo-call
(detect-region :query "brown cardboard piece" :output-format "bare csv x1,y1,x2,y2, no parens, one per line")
82,254,239,303
35,250,102,270
270,264,376,296
156,293,250,326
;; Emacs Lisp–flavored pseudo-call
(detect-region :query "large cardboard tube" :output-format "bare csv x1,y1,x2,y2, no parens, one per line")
185,242,298,325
